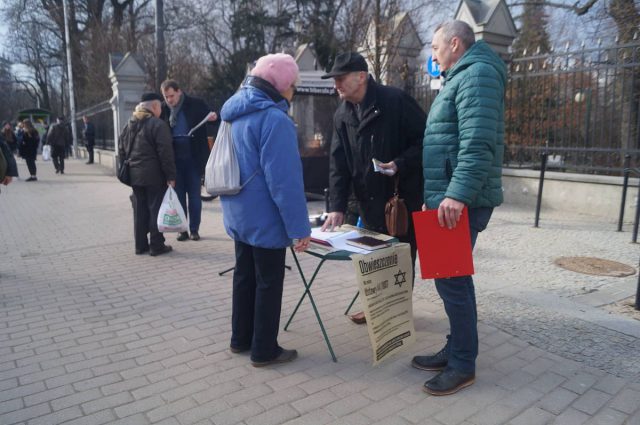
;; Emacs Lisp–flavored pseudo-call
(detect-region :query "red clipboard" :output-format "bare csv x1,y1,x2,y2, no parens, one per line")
412,208,474,279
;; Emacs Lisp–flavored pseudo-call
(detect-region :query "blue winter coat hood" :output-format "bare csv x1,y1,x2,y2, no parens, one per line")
218,83,311,249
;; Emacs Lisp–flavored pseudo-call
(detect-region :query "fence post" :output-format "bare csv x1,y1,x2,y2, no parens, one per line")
636,256,640,310
617,155,632,232
534,152,548,228
632,171,640,243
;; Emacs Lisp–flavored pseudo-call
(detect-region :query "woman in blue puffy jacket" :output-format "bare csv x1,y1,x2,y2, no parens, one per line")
219,53,311,367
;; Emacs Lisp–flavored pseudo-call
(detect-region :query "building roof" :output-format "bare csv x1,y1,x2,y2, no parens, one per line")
455,0,501,25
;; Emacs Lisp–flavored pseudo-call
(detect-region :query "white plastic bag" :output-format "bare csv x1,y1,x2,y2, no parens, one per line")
157,187,188,233
42,145,51,161
205,121,241,196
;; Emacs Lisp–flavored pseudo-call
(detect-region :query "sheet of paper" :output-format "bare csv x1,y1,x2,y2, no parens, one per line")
309,227,387,254
351,243,416,365
372,158,395,176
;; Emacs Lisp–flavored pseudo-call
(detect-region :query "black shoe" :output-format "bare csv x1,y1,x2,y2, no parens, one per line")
412,336,450,371
149,245,173,256
60,170,64,174
251,348,297,367
423,368,475,396
230,345,250,354
25,176,37,182
55,170,60,174
189,231,200,241
177,232,189,241
135,247,149,255
86,161,93,164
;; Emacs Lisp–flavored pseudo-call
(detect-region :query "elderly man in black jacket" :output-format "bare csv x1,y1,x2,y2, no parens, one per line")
321,52,426,324
160,80,217,242
118,92,177,257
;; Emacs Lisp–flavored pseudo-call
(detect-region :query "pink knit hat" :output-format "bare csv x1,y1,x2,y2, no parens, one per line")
250,53,299,93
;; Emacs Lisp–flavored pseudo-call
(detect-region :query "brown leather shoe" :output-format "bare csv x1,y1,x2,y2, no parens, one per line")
348,311,367,324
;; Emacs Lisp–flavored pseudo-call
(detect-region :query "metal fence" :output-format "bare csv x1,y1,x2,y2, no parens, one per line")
76,101,114,151
411,39,640,176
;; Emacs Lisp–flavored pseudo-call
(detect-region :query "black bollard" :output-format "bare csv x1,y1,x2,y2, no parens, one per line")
636,256,640,311
534,152,548,228
617,155,631,232
632,173,640,243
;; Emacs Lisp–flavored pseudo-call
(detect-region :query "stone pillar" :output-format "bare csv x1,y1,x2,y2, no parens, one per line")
109,53,147,165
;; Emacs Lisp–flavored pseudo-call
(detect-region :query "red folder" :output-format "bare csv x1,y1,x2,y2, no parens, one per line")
412,208,474,279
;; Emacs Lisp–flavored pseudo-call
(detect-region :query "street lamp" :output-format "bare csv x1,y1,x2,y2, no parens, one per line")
574,88,592,147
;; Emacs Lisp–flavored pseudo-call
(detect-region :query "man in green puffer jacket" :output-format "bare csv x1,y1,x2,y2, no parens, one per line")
412,21,506,396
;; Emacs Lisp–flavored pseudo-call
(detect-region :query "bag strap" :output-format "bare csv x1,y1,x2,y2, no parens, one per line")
393,175,400,196
221,121,260,191
240,170,259,189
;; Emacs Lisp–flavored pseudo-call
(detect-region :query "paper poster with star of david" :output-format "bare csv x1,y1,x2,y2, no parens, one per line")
351,242,416,366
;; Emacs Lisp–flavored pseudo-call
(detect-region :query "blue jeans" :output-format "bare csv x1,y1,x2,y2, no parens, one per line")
434,207,493,374
231,241,286,362
175,158,202,233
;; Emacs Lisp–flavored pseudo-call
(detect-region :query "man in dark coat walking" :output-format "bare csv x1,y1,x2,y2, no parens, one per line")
321,52,426,324
118,92,177,257
82,116,96,164
47,117,70,174
160,80,217,242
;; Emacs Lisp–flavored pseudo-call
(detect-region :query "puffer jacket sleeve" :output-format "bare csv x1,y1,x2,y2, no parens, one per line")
328,120,351,213
259,112,311,239
446,63,503,204
149,119,176,182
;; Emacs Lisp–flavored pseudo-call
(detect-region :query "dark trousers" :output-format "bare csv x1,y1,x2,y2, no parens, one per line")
87,144,94,163
175,157,202,232
51,146,65,172
25,157,36,176
231,240,286,362
434,207,493,374
132,185,166,252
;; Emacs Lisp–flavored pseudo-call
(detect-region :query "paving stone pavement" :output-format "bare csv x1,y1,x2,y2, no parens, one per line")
1,157,639,425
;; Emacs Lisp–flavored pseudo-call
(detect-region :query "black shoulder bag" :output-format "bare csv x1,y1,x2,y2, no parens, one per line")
117,122,145,186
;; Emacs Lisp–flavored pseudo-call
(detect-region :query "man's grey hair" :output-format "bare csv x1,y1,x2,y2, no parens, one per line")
435,20,476,49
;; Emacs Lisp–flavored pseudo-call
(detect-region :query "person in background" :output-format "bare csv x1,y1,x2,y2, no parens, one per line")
1,133,18,189
118,93,176,257
20,119,40,182
47,117,69,174
83,116,95,164
412,20,506,396
160,79,218,242
321,52,426,324
2,122,17,154
15,121,24,153
219,53,311,367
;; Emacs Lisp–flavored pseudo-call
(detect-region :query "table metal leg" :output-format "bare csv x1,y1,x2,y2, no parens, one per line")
344,291,359,315
284,248,337,362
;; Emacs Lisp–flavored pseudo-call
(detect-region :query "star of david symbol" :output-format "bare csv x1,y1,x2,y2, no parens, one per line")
394,269,407,287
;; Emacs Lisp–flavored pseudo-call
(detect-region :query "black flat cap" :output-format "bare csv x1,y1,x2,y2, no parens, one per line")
140,92,163,102
321,52,368,79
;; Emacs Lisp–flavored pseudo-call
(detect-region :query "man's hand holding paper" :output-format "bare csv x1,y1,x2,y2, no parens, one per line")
372,158,397,176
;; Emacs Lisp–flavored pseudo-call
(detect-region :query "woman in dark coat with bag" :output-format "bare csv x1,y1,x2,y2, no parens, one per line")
20,120,40,182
